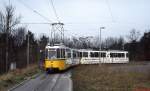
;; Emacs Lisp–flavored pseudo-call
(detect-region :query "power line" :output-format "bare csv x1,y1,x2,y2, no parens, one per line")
19,22,51,24
16,0,53,22
105,0,115,22
19,21,144,25
49,0,60,22
9,0,10,5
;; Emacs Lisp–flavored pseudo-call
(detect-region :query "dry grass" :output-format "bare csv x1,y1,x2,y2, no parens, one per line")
72,64,150,91
0,64,40,91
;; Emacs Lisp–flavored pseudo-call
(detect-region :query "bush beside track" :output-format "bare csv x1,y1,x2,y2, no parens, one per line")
72,62,150,91
0,64,41,91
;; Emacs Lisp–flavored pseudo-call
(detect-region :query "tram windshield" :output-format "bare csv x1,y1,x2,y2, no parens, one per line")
45,48,57,59
45,48,66,59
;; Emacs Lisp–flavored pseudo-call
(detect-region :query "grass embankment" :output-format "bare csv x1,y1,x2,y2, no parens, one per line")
72,64,150,91
0,65,41,91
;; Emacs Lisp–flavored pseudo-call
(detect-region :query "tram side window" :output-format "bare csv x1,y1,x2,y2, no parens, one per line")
83,52,88,57
90,52,99,57
118,53,125,58
45,49,48,59
110,53,116,57
77,52,80,58
95,52,99,57
79,52,82,57
62,49,65,58
66,49,71,58
122,53,125,57
73,51,76,58
90,52,94,57
126,53,129,58
57,49,65,58
67,53,71,58
100,52,106,57
110,53,125,58
57,49,60,58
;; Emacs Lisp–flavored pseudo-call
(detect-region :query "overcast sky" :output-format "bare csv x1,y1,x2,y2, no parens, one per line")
0,0,150,39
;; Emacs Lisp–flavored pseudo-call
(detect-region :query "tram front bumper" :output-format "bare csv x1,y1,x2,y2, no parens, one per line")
44,60,66,71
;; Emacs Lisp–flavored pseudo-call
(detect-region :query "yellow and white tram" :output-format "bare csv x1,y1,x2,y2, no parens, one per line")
43,43,129,73
44,44,80,72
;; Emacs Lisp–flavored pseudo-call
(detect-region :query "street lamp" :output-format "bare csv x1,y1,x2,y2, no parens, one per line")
99,27,105,64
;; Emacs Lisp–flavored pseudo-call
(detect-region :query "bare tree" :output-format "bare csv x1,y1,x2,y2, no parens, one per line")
117,37,125,50
38,34,49,50
0,5,21,72
102,36,125,50
127,29,141,42
0,5,20,33
14,27,26,46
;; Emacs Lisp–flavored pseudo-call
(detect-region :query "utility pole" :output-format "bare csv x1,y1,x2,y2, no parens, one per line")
9,0,10,5
27,30,29,67
5,0,11,73
6,25,9,72
6,5,10,72
99,27,105,65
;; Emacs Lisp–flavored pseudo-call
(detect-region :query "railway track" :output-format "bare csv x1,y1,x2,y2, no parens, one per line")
9,71,72,91
33,74,61,91
49,74,61,91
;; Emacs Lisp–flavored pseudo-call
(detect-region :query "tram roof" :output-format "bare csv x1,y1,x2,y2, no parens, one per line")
78,49,107,52
78,49,128,53
45,43,69,49
45,43,128,53
107,50,128,53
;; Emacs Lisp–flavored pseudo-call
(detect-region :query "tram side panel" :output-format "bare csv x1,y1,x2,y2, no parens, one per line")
109,52,129,63
80,51,129,64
